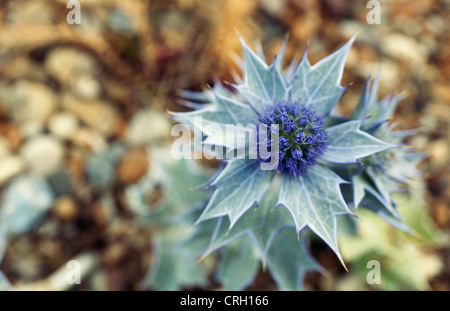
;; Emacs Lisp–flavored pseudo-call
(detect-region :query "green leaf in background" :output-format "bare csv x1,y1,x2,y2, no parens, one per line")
216,236,260,291
339,179,445,290
144,233,209,291
266,228,320,291
144,204,219,291
126,148,213,222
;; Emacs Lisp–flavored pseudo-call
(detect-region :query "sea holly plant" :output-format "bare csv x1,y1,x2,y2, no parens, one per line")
332,72,425,230
168,34,421,290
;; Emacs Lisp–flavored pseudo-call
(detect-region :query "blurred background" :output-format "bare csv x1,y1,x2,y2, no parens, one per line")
0,0,449,290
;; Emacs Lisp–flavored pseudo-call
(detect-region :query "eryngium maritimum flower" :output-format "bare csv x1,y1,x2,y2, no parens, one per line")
259,101,327,176
171,34,418,270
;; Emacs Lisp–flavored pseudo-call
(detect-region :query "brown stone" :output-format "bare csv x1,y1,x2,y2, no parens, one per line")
433,200,449,228
116,148,149,184
53,196,79,222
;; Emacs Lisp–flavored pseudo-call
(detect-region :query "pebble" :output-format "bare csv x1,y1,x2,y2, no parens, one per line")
0,155,25,186
20,135,64,177
48,112,79,140
260,0,286,17
0,137,10,161
116,148,149,184
86,145,124,189
62,94,119,137
20,120,44,138
379,61,401,88
72,127,107,153
6,80,57,125
432,83,450,103
428,139,449,171
102,242,129,268
45,48,97,87
126,110,171,145
53,196,79,222
2,176,54,235
6,0,55,25
433,200,449,228
0,123,22,151
47,169,73,196
0,56,45,81
381,33,427,64
72,74,102,100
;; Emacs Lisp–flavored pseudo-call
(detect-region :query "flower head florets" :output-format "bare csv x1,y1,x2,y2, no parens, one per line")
259,100,327,176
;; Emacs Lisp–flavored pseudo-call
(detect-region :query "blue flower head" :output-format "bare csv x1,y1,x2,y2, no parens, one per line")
259,101,327,176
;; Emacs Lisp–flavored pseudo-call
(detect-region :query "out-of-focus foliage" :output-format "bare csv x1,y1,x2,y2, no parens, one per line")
339,180,445,290
126,150,216,290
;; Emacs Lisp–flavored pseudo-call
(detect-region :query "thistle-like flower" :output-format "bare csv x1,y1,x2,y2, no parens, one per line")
259,101,328,176
170,34,420,288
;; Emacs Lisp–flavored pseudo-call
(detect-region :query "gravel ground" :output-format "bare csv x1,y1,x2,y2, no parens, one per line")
0,0,449,290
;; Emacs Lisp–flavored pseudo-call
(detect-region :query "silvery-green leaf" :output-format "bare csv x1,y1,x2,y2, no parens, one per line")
289,36,355,117
201,176,292,265
321,120,396,163
179,81,238,105
178,89,214,104
362,93,406,132
144,214,217,291
365,167,400,217
277,164,352,265
274,36,288,71
144,235,208,291
389,128,419,142
216,236,260,291
352,171,398,218
352,172,393,209
352,174,366,210
352,72,379,120
196,160,275,229
324,113,350,128
235,36,287,113
266,228,320,291
173,92,257,150
387,151,426,183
